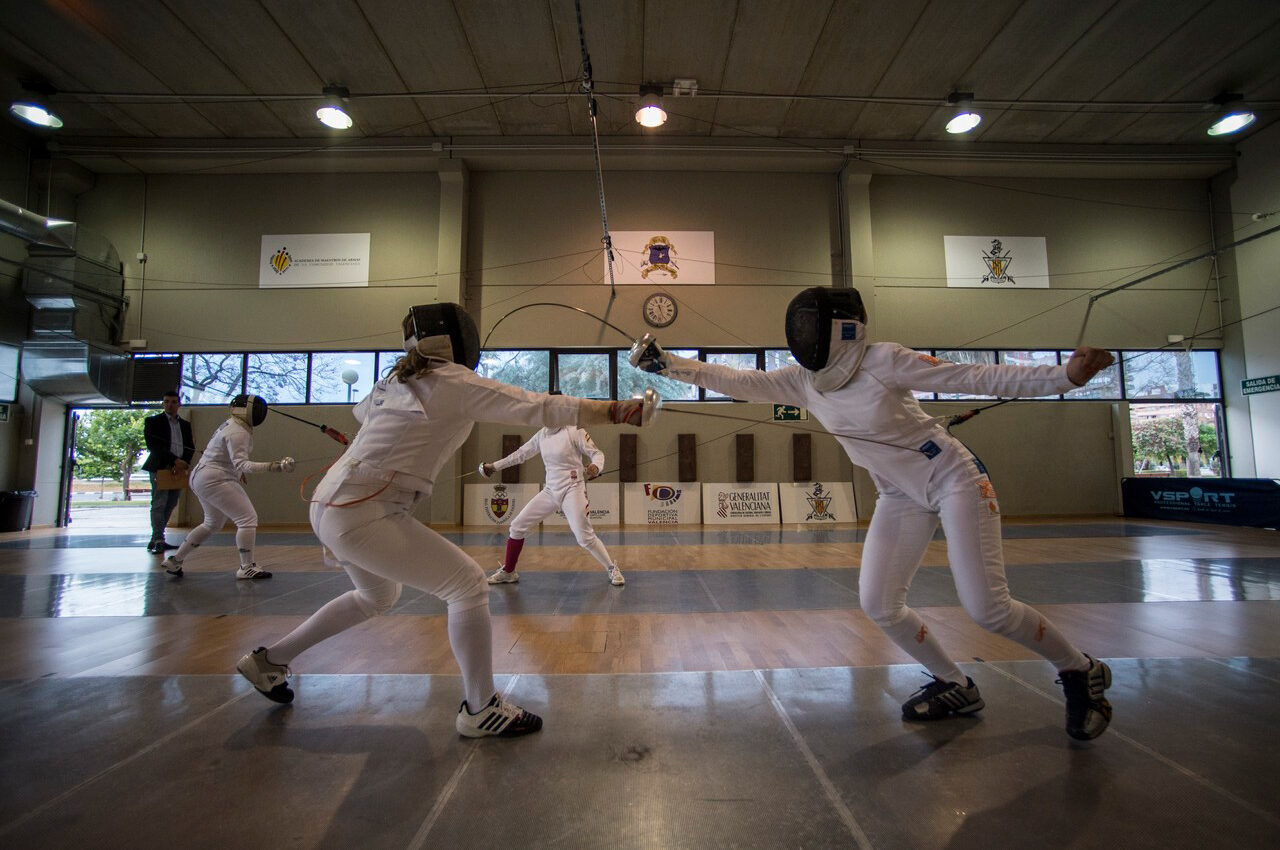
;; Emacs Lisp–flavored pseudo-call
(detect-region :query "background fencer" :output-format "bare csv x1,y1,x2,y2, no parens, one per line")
632,285,1116,741
481,415,625,586
161,394,294,580
237,303,658,739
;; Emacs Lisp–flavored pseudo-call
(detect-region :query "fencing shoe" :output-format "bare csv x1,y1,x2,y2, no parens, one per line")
608,566,626,586
236,647,294,704
487,566,519,584
1057,655,1113,740
902,675,985,720
456,693,543,738
236,564,273,580
161,556,183,577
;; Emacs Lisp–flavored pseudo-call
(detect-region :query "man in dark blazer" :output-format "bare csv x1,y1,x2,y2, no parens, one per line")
141,390,195,552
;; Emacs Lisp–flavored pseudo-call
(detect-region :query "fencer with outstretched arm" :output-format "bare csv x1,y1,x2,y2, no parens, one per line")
162,394,294,580
631,286,1116,741
480,422,625,586
236,303,658,739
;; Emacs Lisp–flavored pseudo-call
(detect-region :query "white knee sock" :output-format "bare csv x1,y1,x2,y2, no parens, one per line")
236,526,256,567
447,601,495,709
999,600,1089,672
268,590,370,665
876,608,966,685
582,537,615,570
172,523,214,562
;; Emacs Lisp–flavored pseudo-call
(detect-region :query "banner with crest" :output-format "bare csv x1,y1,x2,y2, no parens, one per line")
607,231,715,285
944,235,1049,288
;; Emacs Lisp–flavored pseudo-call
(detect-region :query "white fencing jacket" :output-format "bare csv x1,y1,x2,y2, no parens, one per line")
660,321,1076,508
492,426,604,492
315,361,582,501
192,418,273,483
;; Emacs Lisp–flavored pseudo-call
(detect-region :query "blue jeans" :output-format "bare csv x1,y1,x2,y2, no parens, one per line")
149,472,181,541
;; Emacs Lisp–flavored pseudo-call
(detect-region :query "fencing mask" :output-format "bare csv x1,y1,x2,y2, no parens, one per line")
230,394,269,427
402,303,480,370
784,287,867,371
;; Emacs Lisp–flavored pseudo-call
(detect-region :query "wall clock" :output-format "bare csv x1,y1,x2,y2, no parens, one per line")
642,292,678,328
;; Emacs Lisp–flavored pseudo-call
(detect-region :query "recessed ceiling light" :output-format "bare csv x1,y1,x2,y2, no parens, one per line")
10,101,63,129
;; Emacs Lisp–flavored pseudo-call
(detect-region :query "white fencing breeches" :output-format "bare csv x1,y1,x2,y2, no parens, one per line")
858,486,1087,683
267,490,494,707
172,468,259,567
508,483,614,570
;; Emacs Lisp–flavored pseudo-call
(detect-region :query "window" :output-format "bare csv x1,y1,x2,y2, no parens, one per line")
616,349,699,401
0,344,20,402
1130,402,1223,478
557,352,610,398
477,350,549,392
764,350,797,371
1123,350,1220,400
704,352,759,400
999,350,1063,398
246,353,308,404
181,353,244,404
376,351,403,380
933,350,996,400
311,352,375,403
1059,350,1121,399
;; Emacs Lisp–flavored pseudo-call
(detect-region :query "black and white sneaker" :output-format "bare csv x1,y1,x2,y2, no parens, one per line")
455,693,543,738
1057,655,1112,740
236,647,294,704
902,675,985,720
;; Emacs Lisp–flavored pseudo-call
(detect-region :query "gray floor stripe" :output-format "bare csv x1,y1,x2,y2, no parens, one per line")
754,669,874,850
1204,656,1280,685
980,661,1280,829
695,572,724,613
406,674,521,850
0,687,252,838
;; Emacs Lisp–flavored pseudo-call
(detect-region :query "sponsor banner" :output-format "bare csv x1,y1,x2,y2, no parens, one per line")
1121,477,1280,528
944,235,1049,288
623,482,702,525
1241,374,1280,396
260,233,370,288
543,483,621,527
702,483,780,525
779,481,856,523
463,483,540,526
607,231,715,285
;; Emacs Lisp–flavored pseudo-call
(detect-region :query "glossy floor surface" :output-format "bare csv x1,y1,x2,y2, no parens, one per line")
0,517,1277,848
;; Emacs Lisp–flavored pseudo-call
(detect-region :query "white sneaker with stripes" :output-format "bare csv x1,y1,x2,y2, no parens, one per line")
455,693,543,738
901,675,984,720
236,564,273,580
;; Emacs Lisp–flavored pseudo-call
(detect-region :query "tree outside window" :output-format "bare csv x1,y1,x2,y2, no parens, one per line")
74,410,149,500
181,353,244,404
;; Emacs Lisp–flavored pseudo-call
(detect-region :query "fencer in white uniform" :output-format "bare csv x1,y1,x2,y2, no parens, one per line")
161,394,294,580
632,286,1116,741
482,423,625,586
236,303,657,738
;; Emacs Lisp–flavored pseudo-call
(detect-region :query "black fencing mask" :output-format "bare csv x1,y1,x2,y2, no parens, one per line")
784,287,867,371
230,394,269,427
402,303,481,370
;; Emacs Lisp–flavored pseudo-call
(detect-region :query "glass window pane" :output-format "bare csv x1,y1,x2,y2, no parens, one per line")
705,352,758,400
557,352,610,399
616,350,699,401
181,353,243,404
0,343,19,402
477,350,550,393
1059,350,1121,399
1123,350,1220,400
765,349,797,371
1129,402,1223,478
246,353,308,404
997,350,1063,398
311,352,375,403
932,350,996,400
377,351,404,380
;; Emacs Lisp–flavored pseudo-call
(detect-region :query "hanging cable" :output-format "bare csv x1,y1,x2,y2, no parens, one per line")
574,0,617,299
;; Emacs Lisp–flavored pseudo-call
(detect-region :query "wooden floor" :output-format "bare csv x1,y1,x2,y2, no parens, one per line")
2,516,1276,678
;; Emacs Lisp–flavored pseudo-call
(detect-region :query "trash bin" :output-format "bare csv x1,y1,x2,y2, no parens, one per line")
0,490,37,532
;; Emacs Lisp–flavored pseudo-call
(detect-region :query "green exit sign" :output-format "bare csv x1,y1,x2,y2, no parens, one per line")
1242,375,1280,396
773,404,808,421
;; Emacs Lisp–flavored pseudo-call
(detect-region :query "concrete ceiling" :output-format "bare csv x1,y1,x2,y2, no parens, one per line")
1,0,1277,176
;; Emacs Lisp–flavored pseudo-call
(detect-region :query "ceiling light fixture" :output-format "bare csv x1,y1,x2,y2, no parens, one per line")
316,84,353,130
944,91,981,134
9,81,63,130
635,84,667,128
1206,92,1255,137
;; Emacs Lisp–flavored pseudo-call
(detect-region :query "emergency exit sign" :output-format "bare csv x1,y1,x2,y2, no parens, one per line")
1242,375,1280,396
773,405,807,421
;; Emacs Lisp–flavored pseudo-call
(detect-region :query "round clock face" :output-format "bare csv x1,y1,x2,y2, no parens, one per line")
643,293,677,328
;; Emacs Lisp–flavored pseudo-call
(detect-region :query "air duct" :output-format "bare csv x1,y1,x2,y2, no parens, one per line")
1,198,130,404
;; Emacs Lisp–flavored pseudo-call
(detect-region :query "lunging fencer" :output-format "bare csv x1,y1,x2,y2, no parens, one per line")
631,285,1116,741
236,303,659,738
161,394,294,580
481,416,625,586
